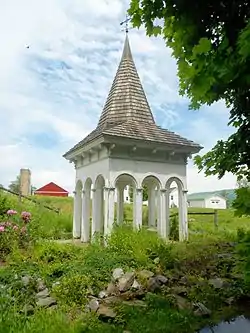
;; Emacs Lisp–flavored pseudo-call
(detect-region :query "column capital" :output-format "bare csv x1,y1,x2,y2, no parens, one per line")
182,189,188,194
104,187,115,192
136,188,143,193
160,189,167,193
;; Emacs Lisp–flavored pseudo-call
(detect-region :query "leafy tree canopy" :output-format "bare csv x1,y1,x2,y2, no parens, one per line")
232,178,250,216
128,0,250,180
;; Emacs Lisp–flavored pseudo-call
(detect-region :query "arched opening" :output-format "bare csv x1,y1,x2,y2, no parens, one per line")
114,173,137,227
165,177,187,241
81,177,93,242
93,175,105,238
141,175,161,229
73,180,83,239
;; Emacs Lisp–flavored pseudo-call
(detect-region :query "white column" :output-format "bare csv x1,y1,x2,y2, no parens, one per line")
108,188,115,231
81,190,89,242
117,185,124,224
148,186,156,227
73,190,81,238
135,188,143,229
95,188,102,233
165,189,170,239
158,189,167,238
91,189,97,239
104,187,109,237
179,190,188,241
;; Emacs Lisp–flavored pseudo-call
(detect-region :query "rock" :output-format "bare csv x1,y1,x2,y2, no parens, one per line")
98,290,108,299
21,276,30,286
171,285,188,296
36,288,50,299
103,296,122,305
147,277,161,292
37,278,46,292
138,270,154,280
36,297,57,308
88,299,99,312
97,304,116,319
131,280,141,290
21,304,34,315
193,302,211,317
209,278,224,289
123,300,147,308
155,275,168,285
175,295,192,311
112,268,124,281
118,272,135,292
153,257,160,264
107,282,118,295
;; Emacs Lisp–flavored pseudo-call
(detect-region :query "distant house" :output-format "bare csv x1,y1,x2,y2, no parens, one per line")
187,192,227,209
34,182,69,197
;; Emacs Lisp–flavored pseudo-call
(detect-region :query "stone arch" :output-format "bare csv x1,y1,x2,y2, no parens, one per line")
141,175,162,228
73,179,83,239
114,173,138,227
165,176,187,241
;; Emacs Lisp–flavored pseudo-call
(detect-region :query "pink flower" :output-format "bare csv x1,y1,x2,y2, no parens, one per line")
7,209,17,216
0,226,5,232
21,211,31,223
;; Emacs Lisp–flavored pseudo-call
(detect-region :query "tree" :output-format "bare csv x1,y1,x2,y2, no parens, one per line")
8,175,20,193
232,178,250,216
129,185,148,202
128,1,250,180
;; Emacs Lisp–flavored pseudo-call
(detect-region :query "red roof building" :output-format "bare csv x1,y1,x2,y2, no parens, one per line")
34,182,69,197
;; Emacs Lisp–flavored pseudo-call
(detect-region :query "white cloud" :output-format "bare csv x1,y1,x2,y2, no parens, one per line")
0,0,236,193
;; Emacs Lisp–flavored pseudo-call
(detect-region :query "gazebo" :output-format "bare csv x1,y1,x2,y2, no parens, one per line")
63,34,202,242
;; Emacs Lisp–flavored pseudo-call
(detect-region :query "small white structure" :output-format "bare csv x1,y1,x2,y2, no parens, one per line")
187,193,227,209
63,33,202,242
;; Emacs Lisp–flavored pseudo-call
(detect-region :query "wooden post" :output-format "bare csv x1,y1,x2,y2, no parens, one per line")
214,209,218,229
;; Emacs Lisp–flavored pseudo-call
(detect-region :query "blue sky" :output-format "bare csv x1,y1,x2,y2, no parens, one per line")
0,0,237,193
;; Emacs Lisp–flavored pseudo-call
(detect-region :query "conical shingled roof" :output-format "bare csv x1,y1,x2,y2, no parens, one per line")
64,34,202,157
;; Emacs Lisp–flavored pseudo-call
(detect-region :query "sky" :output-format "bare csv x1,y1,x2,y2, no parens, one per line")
0,0,237,194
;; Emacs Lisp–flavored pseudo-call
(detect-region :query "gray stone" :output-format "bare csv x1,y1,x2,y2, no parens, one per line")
209,278,224,289
107,282,118,295
88,299,99,312
98,304,116,319
118,272,135,292
36,288,50,299
147,277,161,292
103,296,122,305
37,278,46,292
112,268,124,281
193,302,211,316
21,304,34,315
36,297,57,308
156,275,168,285
123,300,147,308
138,270,154,280
131,280,141,290
21,276,30,286
175,295,192,311
98,291,108,299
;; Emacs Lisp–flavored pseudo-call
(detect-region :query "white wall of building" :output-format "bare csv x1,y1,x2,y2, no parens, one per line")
188,200,205,208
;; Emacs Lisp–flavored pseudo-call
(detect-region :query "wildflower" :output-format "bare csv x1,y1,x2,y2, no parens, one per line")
5,222,12,227
7,209,17,216
13,225,19,231
21,211,31,223
0,226,5,232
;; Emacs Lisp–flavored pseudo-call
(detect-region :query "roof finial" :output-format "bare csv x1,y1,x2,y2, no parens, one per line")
120,14,131,34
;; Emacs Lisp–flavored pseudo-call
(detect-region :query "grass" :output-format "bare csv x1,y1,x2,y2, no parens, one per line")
1,191,250,332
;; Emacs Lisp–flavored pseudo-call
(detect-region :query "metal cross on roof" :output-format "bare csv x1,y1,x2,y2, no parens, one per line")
120,14,131,33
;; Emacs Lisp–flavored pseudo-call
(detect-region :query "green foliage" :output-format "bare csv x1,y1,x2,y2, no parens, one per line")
232,187,250,216
169,215,179,241
8,175,20,193
128,0,250,181
129,185,148,202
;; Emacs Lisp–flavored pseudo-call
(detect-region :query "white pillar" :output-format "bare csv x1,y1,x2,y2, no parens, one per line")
108,187,115,231
134,188,143,229
73,190,81,238
179,189,188,241
91,189,97,239
148,186,156,227
81,190,89,242
117,185,124,224
165,189,170,239
95,188,103,233
158,189,167,238
104,187,109,237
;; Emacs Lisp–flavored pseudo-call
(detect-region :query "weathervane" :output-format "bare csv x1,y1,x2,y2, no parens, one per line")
120,14,131,33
